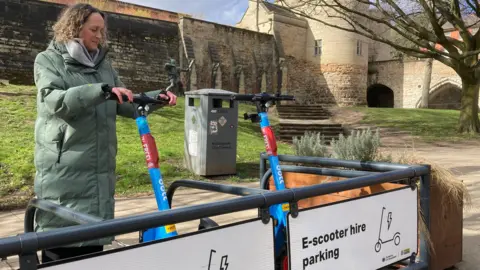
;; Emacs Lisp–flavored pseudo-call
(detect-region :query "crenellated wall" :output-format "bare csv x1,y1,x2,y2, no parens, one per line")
179,17,278,94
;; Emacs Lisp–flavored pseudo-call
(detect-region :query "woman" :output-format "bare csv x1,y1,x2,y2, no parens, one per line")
33,3,177,262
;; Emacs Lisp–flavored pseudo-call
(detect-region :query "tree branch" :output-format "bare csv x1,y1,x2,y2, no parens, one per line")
276,0,441,57
435,0,473,48
417,0,461,58
275,0,477,71
282,0,458,59
465,0,480,16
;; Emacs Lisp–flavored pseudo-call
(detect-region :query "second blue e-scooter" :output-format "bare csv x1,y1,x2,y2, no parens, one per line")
231,92,295,269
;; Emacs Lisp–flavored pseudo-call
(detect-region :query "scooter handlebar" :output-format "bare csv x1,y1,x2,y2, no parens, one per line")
231,92,295,102
115,91,170,106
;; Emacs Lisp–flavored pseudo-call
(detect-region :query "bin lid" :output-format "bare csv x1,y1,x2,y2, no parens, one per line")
184,88,237,96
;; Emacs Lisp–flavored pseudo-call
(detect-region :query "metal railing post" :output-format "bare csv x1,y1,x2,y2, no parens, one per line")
419,164,431,268
259,152,267,180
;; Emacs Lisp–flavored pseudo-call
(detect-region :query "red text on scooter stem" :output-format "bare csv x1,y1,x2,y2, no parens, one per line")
261,126,277,156
141,134,159,169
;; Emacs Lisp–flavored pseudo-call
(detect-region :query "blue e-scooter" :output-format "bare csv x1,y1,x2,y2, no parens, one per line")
115,59,195,243
231,92,295,269
116,88,178,242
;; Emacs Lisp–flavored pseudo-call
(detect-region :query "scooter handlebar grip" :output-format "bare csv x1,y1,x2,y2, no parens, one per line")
115,93,169,106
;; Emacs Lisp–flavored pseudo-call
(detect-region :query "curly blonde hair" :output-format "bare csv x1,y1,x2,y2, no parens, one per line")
52,3,108,47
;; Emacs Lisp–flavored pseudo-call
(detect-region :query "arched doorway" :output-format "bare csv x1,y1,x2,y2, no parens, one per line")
428,83,462,110
367,84,394,108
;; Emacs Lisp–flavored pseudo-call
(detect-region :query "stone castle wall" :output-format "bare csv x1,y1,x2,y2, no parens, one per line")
0,0,179,92
283,56,333,105
0,0,280,95
179,17,277,93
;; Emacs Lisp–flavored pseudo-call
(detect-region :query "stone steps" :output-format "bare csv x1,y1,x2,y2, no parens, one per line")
279,134,340,143
278,109,330,113
278,123,345,143
277,107,330,112
279,123,342,128
275,104,344,143
280,129,344,135
279,114,331,120
276,105,332,120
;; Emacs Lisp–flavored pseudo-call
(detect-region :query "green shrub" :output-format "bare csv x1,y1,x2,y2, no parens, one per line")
292,131,329,157
331,128,390,162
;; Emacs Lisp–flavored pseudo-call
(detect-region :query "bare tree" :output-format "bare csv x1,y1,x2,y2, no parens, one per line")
276,0,480,134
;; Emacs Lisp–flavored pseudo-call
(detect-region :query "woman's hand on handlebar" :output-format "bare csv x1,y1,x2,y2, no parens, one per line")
158,90,177,106
112,87,133,104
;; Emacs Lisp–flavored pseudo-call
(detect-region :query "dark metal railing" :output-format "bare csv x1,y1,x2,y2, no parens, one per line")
166,179,268,207
0,152,431,270
259,152,411,179
259,164,379,190
0,165,428,258
24,198,103,234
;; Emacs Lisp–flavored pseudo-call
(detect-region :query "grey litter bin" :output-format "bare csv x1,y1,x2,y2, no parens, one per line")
184,89,238,176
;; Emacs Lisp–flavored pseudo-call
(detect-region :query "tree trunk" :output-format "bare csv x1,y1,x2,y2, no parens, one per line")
420,58,433,108
458,79,480,134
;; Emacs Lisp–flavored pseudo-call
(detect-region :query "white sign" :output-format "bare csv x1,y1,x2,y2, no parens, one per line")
188,129,198,156
287,187,418,270
43,218,275,270
210,120,218,135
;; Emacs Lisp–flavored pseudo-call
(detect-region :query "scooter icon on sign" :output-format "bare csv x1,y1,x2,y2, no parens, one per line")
375,207,401,252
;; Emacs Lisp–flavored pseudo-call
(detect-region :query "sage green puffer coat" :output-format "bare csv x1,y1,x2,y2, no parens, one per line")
33,40,162,247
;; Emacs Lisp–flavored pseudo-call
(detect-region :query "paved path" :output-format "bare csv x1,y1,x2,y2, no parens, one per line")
411,144,480,270
378,132,480,270
1,140,479,269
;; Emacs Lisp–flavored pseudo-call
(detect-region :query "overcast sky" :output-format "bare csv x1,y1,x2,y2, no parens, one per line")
120,0,273,26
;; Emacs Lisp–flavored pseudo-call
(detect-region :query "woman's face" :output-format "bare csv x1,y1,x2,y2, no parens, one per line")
79,12,104,51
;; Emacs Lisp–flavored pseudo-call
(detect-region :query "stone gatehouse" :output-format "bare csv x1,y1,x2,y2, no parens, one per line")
237,0,466,110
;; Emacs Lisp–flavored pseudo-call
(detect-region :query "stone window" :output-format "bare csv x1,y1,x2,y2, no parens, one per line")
356,40,363,56
314,39,322,56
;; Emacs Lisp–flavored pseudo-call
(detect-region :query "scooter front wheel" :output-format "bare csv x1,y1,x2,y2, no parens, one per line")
394,233,401,246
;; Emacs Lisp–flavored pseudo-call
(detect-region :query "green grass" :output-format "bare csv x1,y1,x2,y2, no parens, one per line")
348,106,480,142
0,84,294,209
0,85,38,209
4,83,478,209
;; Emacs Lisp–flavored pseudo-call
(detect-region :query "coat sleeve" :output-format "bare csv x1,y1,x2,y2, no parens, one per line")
34,52,107,120
114,67,166,119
